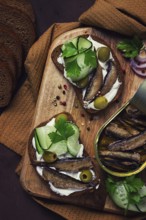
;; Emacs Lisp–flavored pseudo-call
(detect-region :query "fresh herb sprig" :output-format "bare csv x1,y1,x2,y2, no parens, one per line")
61,37,97,80
117,36,143,58
48,117,75,145
62,42,77,58
106,175,144,213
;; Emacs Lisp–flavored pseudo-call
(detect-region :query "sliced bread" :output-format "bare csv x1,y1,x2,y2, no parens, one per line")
0,44,17,87
0,61,13,107
0,24,22,78
0,4,36,54
0,0,35,23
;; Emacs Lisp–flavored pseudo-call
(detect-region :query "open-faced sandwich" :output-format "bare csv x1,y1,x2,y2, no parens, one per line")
52,34,123,113
29,113,100,197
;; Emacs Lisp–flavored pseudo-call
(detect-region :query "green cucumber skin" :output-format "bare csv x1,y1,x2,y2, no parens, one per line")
34,132,44,154
66,122,81,156
111,184,146,212
72,37,78,48
77,37,92,53
35,126,56,150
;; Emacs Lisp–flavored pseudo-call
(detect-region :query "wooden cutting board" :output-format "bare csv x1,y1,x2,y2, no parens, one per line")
20,27,145,215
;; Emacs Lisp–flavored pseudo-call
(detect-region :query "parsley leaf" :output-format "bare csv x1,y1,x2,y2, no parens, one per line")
62,42,77,58
64,123,75,139
65,59,81,80
117,36,143,58
48,118,75,145
106,176,116,196
106,175,145,212
84,49,97,68
125,175,144,193
49,132,64,144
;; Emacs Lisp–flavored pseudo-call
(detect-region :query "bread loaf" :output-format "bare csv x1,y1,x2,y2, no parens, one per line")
0,0,35,23
0,44,17,86
0,61,13,107
0,24,22,78
0,0,36,107
0,4,36,54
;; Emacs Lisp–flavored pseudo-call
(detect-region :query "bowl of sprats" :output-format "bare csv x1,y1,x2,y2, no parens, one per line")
95,80,146,177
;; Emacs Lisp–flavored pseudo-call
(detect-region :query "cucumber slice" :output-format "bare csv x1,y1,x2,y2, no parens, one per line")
34,132,44,154
67,137,81,157
139,185,146,197
61,40,78,58
35,126,56,150
136,196,146,212
71,37,78,48
77,37,92,53
76,53,94,80
111,183,144,212
65,54,77,64
77,53,85,68
112,183,128,210
48,140,68,156
67,122,81,156
65,53,93,82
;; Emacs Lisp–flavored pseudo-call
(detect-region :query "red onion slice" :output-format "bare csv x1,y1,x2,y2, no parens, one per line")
135,49,146,63
131,64,146,77
130,59,146,69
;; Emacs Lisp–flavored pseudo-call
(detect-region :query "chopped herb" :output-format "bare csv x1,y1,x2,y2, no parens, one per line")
106,175,145,213
62,42,77,58
84,49,97,68
48,117,75,145
49,132,64,144
117,36,143,58
66,58,81,79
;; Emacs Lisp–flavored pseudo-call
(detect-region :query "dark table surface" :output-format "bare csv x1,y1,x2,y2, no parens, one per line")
0,1,94,220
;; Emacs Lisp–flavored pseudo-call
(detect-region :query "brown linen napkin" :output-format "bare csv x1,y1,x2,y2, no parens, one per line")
79,0,146,38
0,22,80,156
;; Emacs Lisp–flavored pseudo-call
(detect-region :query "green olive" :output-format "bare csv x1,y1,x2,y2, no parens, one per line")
43,151,57,163
80,169,93,183
97,47,110,62
76,75,89,88
94,96,108,109
55,113,68,122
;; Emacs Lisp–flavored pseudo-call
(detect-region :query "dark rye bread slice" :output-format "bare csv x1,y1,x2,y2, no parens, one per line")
0,44,17,88
0,0,35,23
28,112,101,199
0,61,13,107
51,35,124,114
0,4,36,54
0,24,22,78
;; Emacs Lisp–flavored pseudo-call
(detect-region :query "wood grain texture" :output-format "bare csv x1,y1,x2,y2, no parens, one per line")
20,27,145,217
